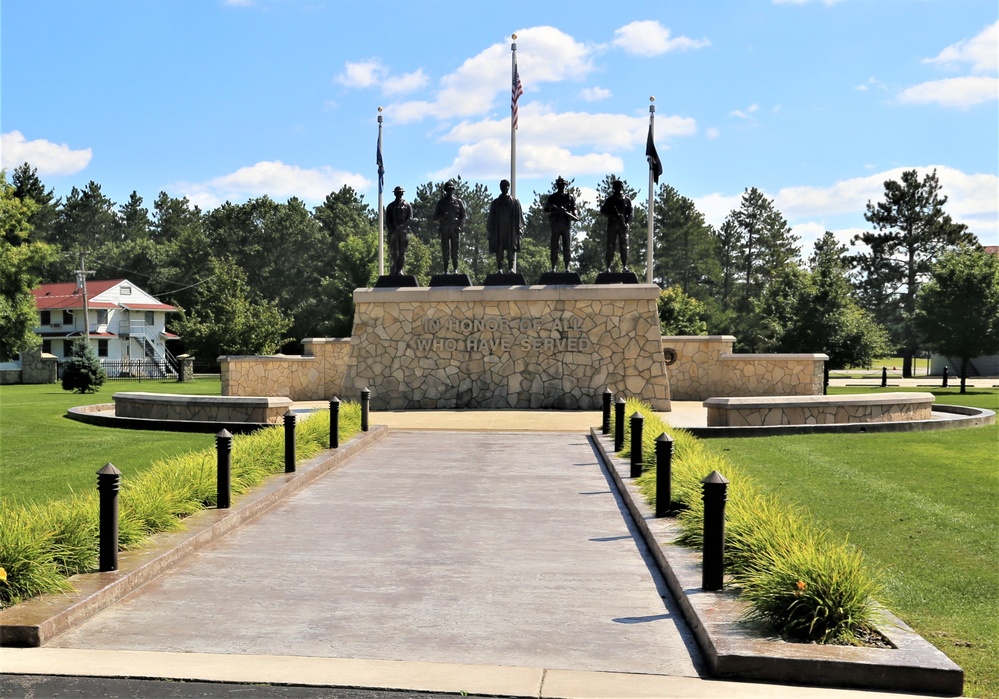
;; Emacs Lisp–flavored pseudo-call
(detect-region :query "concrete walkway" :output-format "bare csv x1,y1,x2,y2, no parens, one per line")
3,421,962,697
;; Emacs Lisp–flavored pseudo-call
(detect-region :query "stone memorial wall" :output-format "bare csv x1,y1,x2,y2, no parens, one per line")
340,285,671,410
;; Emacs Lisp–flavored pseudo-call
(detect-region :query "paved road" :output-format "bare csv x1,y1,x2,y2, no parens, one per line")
50,431,703,678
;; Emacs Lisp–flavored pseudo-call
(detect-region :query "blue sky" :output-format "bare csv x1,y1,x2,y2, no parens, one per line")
3,0,997,254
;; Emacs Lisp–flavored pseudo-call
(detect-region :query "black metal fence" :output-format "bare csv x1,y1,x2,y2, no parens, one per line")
99,358,175,380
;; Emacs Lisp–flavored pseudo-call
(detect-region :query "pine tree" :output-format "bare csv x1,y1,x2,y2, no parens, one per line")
61,339,106,394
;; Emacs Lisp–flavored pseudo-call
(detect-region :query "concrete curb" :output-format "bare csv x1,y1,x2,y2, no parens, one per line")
589,427,964,696
66,403,271,433
0,427,389,647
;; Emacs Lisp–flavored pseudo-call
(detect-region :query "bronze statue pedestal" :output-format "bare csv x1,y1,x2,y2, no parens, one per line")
595,271,639,285
537,271,582,285
374,274,418,288
484,272,526,286
429,273,473,287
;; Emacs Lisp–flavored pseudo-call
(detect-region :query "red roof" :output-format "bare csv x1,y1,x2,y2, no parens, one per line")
32,280,175,312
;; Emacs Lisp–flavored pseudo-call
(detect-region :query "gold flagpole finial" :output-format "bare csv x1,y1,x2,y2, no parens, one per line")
512,33,517,40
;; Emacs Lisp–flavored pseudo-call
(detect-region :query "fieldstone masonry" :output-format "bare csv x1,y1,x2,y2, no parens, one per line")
664,335,825,400
221,338,350,401
341,285,671,410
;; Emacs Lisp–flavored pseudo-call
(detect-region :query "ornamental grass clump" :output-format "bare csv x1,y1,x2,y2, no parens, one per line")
0,404,362,609
616,398,883,645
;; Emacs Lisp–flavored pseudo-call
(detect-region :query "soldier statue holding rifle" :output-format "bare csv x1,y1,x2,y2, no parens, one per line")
543,176,577,272
599,178,633,272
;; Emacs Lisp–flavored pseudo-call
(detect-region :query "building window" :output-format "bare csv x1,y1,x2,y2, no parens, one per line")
97,339,109,357
120,285,132,295
145,311,155,326
96,309,109,325
42,340,51,354
40,310,51,326
63,310,74,326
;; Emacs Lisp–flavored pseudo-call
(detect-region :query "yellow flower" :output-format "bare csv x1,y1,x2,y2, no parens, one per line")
795,580,807,591
0,568,7,582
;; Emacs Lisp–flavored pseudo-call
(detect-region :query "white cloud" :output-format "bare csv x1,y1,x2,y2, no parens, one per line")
172,161,369,209
441,105,696,152
429,140,623,183
581,86,611,102
1,131,92,176
923,21,998,74
729,104,759,119
388,26,594,125
696,166,998,242
706,127,720,140
383,69,429,96
612,20,710,57
897,76,998,108
336,59,387,89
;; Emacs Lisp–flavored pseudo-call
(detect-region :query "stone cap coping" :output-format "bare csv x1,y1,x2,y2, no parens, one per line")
112,392,293,408
219,355,317,363
661,335,737,342
720,352,829,361
353,284,661,303
703,392,935,409
302,337,351,344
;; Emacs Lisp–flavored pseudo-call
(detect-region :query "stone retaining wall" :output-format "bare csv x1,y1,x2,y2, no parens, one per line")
663,336,826,400
704,392,934,427
342,285,671,410
0,350,58,385
221,338,350,400
114,392,293,424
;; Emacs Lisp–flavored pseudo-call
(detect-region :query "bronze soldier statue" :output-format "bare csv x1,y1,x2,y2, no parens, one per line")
600,179,633,272
543,176,577,272
432,180,466,274
486,179,524,273
384,186,413,276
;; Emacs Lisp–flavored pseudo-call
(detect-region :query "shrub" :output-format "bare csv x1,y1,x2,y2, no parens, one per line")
61,340,106,394
618,398,882,644
0,404,362,609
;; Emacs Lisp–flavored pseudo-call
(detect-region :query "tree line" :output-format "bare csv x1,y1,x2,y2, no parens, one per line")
3,163,994,378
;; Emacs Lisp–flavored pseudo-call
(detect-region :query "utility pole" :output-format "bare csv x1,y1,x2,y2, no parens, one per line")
75,251,94,344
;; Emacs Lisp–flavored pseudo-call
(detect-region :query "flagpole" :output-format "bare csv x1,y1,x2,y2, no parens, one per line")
511,35,519,272
377,107,384,277
646,97,655,284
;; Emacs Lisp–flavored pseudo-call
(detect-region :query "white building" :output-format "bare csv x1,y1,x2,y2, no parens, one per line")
30,279,179,377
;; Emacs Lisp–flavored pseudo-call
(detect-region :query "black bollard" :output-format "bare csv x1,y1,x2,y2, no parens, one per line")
655,432,674,518
701,470,730,591
602,388,613,434
97,463,121,572
614,396,626,452
329,397,340,449
284,409,297,473
361,387,370,432
216,429,232,509
823,363,829,395
881,366,888,387
942,366,949,388
630,411,644,478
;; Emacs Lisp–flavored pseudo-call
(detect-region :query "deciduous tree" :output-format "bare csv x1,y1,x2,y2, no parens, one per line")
0,171,57,361
915,245,999,393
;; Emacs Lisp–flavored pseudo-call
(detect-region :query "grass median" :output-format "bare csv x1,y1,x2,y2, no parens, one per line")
700,387,998,699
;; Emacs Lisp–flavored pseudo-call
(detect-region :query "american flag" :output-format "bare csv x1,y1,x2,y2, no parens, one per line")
512,62,524,130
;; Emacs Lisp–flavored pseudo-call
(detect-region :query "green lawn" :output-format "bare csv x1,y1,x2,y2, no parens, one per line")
0,379,221,506
700,387,998,698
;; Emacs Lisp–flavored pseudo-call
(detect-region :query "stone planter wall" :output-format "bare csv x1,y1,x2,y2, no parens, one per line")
342,285,671,410
114,392,293,424
662,336,826,400
704,392,934,427
221,338,350,400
